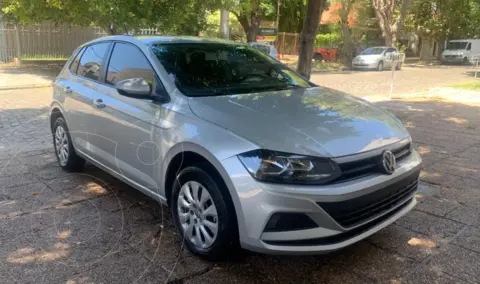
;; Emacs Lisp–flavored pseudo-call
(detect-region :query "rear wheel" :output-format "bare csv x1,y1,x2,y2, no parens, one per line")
313,53,324,61
53,117,85,172
377,61,384,71
171,166,238,260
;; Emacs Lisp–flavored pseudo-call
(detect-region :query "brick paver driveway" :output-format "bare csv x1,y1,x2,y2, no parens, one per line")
1,87,479,283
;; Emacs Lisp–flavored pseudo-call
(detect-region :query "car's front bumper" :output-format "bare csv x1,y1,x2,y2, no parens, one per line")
352,62,379,69
441,56,465,63
220,149,422,254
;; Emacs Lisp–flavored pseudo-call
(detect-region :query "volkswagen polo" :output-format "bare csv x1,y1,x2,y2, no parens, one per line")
50,36,422,260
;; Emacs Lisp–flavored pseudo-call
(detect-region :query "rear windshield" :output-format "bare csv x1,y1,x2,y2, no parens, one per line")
446,41,468,50
360,47,386,55
151,43,310,97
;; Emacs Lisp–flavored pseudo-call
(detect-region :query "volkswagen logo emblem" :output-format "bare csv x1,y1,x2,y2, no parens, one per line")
381,150,396,174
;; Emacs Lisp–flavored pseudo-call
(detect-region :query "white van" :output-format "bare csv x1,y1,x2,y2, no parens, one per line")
441,39,480,64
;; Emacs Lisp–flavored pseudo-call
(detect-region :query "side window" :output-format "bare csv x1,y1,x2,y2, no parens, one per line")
77,43,110,81
106,42,154,86
386,48,396,54
69,47,84,74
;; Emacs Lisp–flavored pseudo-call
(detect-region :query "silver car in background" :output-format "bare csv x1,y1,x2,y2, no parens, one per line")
353,47,403,71
50,36,421,260
248,42,280,60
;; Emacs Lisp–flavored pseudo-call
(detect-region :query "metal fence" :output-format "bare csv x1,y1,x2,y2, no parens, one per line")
0,22,107,63
275,32,300,56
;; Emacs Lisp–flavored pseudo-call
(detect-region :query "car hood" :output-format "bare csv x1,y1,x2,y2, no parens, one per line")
188,87,409,157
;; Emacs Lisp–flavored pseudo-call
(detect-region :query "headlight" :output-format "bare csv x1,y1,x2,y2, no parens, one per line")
238,150,341,185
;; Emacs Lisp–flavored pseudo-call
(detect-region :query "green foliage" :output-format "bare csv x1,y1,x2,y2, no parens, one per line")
407,0,480,40
315,32,342,48
1,0,223,35
201,11,246,41
278,0,306,33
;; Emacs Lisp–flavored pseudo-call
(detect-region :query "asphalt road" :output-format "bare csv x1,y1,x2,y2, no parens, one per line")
310,65,478,97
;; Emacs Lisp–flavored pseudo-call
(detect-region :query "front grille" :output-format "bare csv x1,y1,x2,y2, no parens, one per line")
263,197,413,246
317,171,419,228
331,142,411,184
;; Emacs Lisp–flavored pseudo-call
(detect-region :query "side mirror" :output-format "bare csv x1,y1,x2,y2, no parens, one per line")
115,78,152,98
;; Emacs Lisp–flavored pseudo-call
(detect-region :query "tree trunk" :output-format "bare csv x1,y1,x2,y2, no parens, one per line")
233,2,262,42
296,0,325,79
373,0,412,47
341,23,354,68
339,0,354,68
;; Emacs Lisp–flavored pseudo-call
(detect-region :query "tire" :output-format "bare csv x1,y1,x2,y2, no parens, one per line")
52,117,85,172
377,61,384,71
395,62,402,70
313,53,324,61
171,166,238,260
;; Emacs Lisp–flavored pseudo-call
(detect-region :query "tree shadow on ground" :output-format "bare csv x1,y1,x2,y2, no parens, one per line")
1,96,480,283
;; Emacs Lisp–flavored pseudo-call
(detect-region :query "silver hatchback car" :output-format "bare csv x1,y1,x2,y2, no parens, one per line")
50,36,422,260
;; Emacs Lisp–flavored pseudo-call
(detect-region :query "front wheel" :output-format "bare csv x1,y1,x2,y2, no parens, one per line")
377,61,384,71
171,166,238,260
53,117,85,172
395,62,402,70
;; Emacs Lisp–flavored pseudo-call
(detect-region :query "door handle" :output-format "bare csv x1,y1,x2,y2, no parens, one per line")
93,98,106,109
64,86,72,94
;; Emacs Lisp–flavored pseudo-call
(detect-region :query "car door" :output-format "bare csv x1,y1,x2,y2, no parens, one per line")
383,48,396,68
88,41,168,192
58,42,111,154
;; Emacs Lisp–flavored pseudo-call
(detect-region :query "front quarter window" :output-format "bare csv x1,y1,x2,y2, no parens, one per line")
151,43,311,96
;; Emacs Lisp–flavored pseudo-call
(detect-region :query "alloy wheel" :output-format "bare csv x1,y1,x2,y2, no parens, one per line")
177,181,219,249
55,125,69,166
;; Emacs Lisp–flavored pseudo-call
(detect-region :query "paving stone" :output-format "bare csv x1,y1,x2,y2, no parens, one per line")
0,174,41,188
0,183,64,218
319,241,417,282
446,206,480,228
368,224,441,262
46,173,109,192
404,265,469,284
434,186,480,208
451,226,480,253
34,166,68,181
415,196,458,217
15,153,58,170
135,225,212,281
71,250,169,284
416,182,439,198
429,244,480,283
395,210,465,240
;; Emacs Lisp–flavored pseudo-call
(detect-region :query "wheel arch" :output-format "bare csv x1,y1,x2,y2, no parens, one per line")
50,103,65,133
162,142,241,241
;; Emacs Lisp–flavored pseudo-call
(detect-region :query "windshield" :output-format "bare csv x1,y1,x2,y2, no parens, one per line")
446,41,468,50
151,43,310,96
360,47,386,55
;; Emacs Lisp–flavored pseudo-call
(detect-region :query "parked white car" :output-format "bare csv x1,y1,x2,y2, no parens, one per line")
441,39,480,64
352,47,403,71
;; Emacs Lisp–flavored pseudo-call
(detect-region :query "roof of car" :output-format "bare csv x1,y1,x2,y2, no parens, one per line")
89,35,241,45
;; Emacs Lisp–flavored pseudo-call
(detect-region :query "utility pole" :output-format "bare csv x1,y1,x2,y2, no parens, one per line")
220,10,230,40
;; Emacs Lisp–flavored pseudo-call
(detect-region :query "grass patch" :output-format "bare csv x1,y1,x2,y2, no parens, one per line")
313,61,344,70
447,82,480,91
